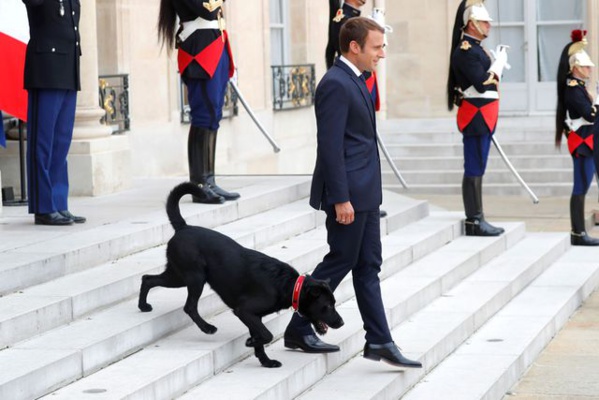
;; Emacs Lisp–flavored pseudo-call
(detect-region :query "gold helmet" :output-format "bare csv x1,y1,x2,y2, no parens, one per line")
463,0,493,26
568,30,594,69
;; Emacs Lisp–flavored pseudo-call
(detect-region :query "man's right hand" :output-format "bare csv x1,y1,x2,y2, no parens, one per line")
335,201,354,225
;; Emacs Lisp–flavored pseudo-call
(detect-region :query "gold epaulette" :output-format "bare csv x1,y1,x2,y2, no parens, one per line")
567,79,580,87
332,9,344,23
203,0,223,12
460,40,472,51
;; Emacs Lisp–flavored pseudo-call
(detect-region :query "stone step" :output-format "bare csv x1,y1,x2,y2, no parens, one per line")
41,216,522,400
385,182,599,198
378,117,554,136
294,232,570,400
383,169,573,186
402,247,599,400
0,192,429,400
174,225,553,400
0,176,311,296
383,155,572,171
0,199,322,349
382,142,561,158
379,129,555,144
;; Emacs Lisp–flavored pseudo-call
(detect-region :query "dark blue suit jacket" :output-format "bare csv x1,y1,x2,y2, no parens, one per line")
309,58,382,212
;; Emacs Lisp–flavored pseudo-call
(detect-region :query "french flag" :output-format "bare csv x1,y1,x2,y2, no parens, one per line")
0,0,29,147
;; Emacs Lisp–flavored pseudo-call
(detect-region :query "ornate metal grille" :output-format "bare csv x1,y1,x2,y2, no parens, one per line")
179,78,239,124
271,64,315,111
98,74,130,134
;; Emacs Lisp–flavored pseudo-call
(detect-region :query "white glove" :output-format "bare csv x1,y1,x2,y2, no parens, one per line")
595,82,599,105
488,45,511,80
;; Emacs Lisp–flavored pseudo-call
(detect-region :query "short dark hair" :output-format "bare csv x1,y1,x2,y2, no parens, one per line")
339,17,384,54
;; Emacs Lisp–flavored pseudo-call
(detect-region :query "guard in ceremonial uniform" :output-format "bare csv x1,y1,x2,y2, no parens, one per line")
158,0,239,204
555,30,599,246
447,0,508,236
23,0,85,226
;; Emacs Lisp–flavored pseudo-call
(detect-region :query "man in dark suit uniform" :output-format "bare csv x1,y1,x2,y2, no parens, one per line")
284,17,422,369
23,0,85,225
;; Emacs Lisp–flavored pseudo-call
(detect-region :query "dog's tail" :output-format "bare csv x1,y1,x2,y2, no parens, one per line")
166,182,204,231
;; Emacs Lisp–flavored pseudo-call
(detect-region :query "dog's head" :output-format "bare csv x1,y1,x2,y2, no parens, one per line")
297,275,344,335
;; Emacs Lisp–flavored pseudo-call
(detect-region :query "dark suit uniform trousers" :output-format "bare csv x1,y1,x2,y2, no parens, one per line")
287,208,392,345
27,89,77,214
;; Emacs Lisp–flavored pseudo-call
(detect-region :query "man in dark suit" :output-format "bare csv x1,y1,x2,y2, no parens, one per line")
23,0,85,225
284,17,422,369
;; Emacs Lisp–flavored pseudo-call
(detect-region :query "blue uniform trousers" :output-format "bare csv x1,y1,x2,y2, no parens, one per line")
572,155,595,195
27,89,76,214
287,209,393,344
183,50,230,131
463,134,492,177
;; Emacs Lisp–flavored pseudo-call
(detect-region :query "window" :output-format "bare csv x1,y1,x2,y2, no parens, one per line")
270,0,289,66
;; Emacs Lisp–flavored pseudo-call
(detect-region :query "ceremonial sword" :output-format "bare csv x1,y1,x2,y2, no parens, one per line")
377,131,408,189
229,80,281,153
491,136,539,204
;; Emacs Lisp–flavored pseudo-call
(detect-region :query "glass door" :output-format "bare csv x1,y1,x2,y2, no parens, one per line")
484,0,585,114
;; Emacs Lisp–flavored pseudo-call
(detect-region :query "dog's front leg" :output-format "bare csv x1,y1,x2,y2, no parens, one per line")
252,343,282,368
234,309,281,368
233,309,273,344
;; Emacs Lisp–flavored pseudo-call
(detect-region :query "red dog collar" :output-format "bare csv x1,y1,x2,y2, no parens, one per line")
292,275,305,313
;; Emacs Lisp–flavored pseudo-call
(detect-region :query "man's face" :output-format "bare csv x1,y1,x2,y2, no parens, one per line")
478,20,491,37
354,30,385,72
347,0,367,7
574,65,592,80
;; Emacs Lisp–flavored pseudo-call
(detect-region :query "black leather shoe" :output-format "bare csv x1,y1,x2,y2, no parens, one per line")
58,210,86,223
34,212,74,226
379,210,388,218
363,342,422,368
284,331,339,353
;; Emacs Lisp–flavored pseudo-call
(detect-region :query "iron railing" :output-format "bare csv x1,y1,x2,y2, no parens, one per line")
98,73,130,134
271,64,315,111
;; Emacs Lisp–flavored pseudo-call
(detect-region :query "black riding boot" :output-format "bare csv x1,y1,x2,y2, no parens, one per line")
463,176,504,236
205,129,240,201
188,126,225,204
570,194,599,246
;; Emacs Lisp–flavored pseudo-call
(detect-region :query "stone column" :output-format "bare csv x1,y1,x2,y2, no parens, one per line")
374,0,387,119
68,0,131,196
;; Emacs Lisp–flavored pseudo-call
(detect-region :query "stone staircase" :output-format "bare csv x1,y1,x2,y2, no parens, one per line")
378,116,597,198
0,175,598,400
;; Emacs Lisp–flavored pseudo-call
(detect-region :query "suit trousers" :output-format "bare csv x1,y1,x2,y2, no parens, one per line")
27,89,77,214
287,208,393,344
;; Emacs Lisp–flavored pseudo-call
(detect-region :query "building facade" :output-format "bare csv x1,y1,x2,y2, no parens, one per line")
1,0,597,198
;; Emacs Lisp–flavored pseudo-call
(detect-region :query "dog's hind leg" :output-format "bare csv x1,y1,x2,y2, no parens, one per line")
138,265,184,312
184,271,217,334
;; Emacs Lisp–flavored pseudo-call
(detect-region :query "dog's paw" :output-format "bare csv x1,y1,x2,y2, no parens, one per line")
201,324,217,334
138,303,153,312
261,359,282,368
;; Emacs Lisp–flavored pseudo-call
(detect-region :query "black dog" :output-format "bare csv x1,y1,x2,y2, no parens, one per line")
138,182,344,367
